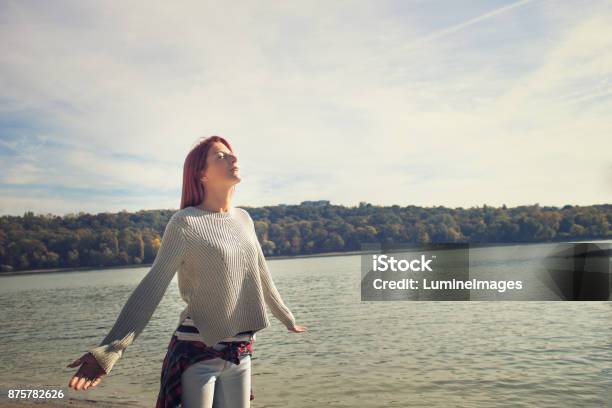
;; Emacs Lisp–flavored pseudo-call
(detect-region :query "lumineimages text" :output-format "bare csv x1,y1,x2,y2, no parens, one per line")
371,254,523,293
372,278,523,293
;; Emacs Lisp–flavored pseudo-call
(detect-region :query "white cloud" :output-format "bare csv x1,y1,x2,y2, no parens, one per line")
0,0,610,215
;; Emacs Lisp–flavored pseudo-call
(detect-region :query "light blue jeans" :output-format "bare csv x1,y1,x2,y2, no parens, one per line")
181,343,252,408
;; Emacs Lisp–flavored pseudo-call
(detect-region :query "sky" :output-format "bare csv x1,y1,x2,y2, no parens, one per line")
1,0,611,216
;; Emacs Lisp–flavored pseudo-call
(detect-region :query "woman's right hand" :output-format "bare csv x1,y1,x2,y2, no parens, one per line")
67,352,107,390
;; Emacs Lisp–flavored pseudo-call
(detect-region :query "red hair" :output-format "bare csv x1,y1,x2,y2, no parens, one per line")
180,135,235,209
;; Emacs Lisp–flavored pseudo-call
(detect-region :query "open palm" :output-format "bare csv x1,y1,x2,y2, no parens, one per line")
288,324,308,333
67,352,106,390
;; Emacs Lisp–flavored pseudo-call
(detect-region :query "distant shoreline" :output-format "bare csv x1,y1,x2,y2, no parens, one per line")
1,239,608,277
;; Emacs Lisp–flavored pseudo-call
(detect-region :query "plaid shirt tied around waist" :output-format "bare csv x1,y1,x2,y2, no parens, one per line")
156,334,255,408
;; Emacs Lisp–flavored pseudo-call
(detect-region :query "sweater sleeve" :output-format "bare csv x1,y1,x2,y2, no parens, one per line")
86,213,187,374
243,210,297,329
256,240,297,329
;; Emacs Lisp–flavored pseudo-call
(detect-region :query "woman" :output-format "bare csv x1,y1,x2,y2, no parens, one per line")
67,135,307,407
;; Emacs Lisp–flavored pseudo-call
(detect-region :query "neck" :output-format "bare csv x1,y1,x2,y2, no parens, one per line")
199,186,233,213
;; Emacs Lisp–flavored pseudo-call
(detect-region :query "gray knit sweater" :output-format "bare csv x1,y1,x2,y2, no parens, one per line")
87,206,297,374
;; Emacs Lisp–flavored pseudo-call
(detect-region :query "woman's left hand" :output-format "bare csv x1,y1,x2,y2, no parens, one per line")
288,324,307,333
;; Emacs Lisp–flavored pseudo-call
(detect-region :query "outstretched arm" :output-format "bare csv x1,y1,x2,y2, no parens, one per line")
243,210,297,329
255,239,297,328
87,213,187,374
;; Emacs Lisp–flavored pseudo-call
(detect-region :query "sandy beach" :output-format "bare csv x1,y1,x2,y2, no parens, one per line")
1,398,141,407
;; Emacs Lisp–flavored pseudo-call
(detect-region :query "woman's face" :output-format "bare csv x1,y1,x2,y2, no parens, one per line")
201,141,241,187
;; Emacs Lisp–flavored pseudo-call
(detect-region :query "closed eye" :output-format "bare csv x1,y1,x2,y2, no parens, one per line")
216,152,236,161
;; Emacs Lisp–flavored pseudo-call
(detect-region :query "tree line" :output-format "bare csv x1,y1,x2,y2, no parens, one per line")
0,200,610,272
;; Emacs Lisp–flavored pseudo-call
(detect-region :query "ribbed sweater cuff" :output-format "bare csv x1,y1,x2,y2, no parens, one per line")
283,314,297,329
87,331,135,375
276,308,297,329
88,345,124,375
